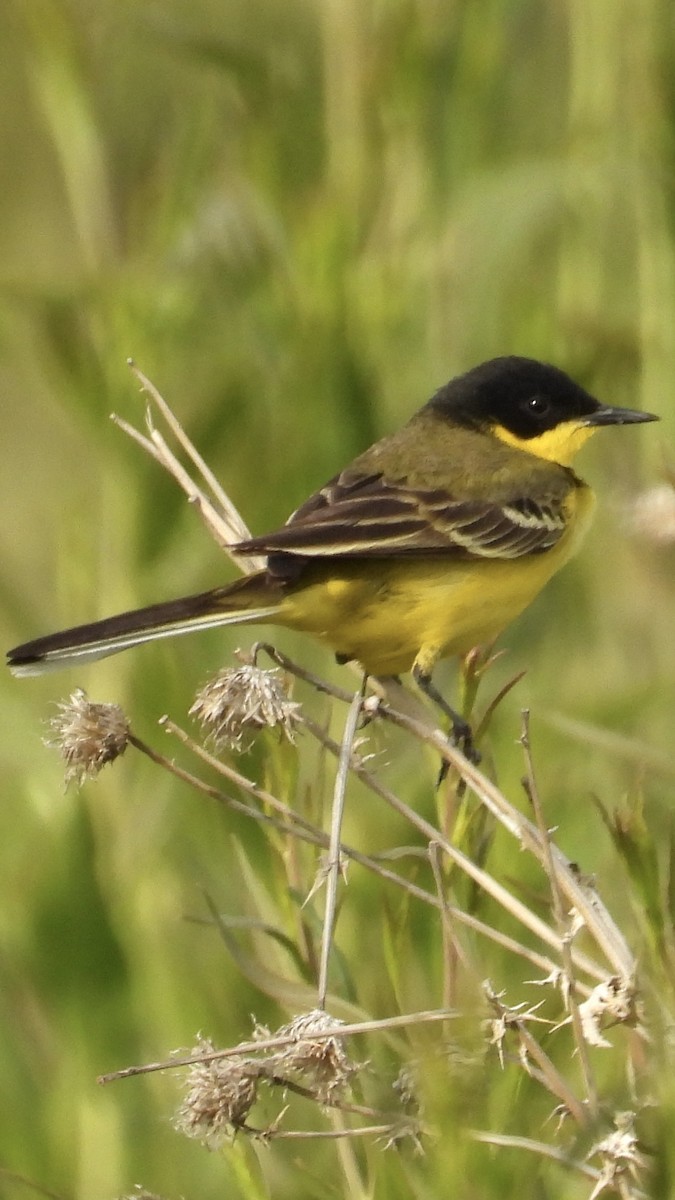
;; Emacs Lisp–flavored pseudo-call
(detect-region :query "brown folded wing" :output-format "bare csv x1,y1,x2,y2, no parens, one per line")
235,468,569,563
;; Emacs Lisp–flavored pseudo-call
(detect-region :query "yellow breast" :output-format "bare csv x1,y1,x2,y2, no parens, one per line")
278,486,595,676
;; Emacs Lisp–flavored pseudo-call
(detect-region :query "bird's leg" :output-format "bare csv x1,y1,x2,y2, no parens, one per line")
412,662,480,767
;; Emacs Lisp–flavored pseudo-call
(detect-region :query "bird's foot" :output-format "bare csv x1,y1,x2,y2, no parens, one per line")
412,663,480,778
437,718,480,786
449,715,480,765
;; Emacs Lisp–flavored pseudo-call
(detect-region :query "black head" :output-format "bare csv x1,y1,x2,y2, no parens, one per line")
428,356,657,440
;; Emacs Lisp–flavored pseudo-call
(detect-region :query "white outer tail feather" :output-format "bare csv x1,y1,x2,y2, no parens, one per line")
8,606,280,677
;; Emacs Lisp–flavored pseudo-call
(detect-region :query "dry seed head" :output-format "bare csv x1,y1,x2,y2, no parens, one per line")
483,983,550,1068
271,1010,357,1102
189,663,301,752
578,976,639,1048
45,689,130,786
174,1037,259,1146
587,1111,649,1198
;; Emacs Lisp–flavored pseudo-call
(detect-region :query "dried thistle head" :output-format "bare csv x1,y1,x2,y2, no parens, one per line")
45,689,130,787
174,1037,259,1147
587,1110,649,1198
578,976,640,1048
269,1010,358,1103
189,661,301,752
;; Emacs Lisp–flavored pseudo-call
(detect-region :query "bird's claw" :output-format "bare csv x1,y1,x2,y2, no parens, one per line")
437,720,480,786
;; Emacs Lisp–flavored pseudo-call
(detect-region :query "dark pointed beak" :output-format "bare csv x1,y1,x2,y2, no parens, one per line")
585,405,659,427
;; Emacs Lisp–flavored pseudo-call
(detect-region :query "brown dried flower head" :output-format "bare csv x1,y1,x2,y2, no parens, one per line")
45,689,130,786
189,662,301,752
270,1009,357,1102
174,1037,259,1147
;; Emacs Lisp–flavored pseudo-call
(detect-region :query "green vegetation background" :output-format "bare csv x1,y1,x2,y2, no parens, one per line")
1,1,674,1196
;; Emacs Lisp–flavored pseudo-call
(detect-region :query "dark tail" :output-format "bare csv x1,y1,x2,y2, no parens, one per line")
7,572,283,676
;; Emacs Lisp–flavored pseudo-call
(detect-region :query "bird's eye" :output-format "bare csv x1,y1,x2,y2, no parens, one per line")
525,395,551,417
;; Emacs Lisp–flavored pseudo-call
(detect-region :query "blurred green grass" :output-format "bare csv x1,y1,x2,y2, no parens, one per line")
1,0,674,1196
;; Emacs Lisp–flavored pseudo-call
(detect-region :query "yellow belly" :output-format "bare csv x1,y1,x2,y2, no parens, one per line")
278,489,594,676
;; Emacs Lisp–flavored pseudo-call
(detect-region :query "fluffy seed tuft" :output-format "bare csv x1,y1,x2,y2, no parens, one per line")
45,689,130,786
174,1037,260,1147
268,1009,358,1102
189,662,301,752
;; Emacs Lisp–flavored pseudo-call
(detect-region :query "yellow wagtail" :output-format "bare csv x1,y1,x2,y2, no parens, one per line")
7,356,657,753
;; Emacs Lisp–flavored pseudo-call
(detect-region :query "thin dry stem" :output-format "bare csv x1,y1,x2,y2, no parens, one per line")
111,412,248,563
469,1131,601,1181
98,1007,460,1085
484,985,588,1128
128,360,257,549
513,1017,589,1127
128,731,317,845
301,713,608,984
258,647,631,979
253,1122,413,1142
258,642,356,704
375,701,635,977
114,361,263,569
329,1111,370,1197
521,709,599,1118
162,716,322,838
429,841,475,1007
153,717,578,984
318,680,367,1008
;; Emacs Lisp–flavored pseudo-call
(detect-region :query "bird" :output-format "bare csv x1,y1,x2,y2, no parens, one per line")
7,356,657,756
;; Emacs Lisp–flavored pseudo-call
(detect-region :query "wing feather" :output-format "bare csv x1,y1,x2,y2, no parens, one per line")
236,469,570,562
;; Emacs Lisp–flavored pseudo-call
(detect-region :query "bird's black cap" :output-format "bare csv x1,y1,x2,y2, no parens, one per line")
429,356,658,440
